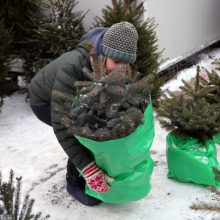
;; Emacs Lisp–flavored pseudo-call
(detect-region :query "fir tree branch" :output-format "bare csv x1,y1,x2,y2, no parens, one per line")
18,195,29,220
13,177,22,219
52,90,73,102
191,203,220,212
23,198,35,220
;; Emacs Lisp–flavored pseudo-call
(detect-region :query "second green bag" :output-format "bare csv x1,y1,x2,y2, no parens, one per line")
166,132,220,187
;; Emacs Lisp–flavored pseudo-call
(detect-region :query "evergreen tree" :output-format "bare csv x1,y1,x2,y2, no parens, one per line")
203,59,220,105
93,0,163,104
0,0,42,54
156,65,220,142
53,44,152,141
0,170,50,220
0,18,18,111
0,0,43,96
24,0,87,82
0,19,12,75
0,0,86,83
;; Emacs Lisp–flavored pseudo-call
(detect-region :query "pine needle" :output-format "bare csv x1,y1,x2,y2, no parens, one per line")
52,90,73,101
191,203,220,212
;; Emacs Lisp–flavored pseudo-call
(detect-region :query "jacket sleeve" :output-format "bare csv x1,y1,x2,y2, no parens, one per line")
51,61,94,170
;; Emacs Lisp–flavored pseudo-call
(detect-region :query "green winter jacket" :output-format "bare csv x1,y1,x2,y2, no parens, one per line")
28,35,94,169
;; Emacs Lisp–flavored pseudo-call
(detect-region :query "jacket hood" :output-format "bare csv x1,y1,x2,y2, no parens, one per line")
87,27,108,57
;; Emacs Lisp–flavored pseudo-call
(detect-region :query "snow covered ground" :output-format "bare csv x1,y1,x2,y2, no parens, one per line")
0,47,220,220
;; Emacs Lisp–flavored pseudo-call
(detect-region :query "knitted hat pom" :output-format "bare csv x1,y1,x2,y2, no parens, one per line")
101,21,138,64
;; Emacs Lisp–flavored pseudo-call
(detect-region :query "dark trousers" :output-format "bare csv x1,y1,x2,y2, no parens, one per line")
31,104,52,126
30,104,82,183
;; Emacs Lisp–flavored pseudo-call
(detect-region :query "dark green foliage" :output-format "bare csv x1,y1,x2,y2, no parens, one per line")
53,45,152,141
0,170,50,220
24,0,87,82
41,0,86,56
0,18,18,110
0,0,86,87
203,59,220,105
156,65,220,142
0,19,13,66
0,0,42,100
93,0,163,104
0,0,42,52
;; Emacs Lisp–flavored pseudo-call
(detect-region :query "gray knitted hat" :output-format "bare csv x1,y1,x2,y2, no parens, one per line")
101,21,138,64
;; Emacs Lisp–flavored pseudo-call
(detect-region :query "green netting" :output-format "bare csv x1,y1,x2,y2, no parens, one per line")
76,102,155,203
166,132,220,187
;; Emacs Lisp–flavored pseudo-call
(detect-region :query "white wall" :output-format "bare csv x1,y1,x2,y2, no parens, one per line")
75,0,111,30
145,0,220,66
76,0,220,67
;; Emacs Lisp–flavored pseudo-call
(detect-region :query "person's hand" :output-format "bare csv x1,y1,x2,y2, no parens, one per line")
82,162,114,193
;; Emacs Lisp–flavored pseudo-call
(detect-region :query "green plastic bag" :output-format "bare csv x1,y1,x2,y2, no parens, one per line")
75,102,155,203
166,132,220,187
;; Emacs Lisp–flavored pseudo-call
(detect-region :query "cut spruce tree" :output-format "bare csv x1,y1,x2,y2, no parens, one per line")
0,0,42,53
203,59,220,105
0,18,18,110
93,0,163,105
0,0,87,85
0,170,50,220
0,0,43,95
156,64,220,187
53,44,153,141
23,0,87,82
157,65,220,142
